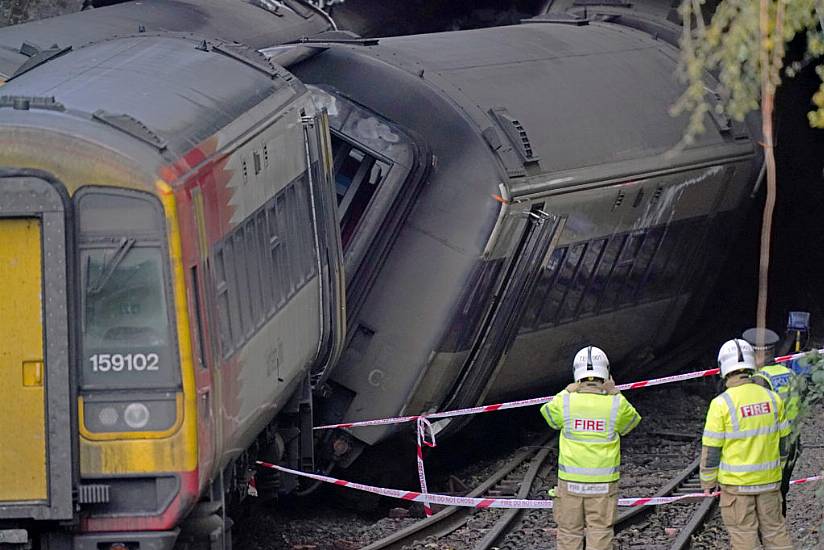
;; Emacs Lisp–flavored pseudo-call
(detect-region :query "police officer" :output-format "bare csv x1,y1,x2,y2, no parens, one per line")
541,346,641,550
743,328,801,516
701,339,793,550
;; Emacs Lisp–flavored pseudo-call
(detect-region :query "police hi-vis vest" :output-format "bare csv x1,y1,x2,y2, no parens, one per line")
702,382,789,486
757,364,800,425
541,384,641,483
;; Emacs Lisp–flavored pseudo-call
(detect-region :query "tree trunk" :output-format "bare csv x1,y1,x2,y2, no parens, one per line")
756,0,783,350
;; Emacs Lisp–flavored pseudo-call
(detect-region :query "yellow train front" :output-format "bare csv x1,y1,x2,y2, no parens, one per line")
0,11,344,550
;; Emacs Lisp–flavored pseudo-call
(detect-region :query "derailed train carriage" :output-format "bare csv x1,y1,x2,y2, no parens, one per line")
277,8,761,464
0,2,343,548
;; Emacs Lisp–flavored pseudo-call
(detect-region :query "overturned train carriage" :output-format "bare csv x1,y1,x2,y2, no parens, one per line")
0,28,344,549
286,14,760,462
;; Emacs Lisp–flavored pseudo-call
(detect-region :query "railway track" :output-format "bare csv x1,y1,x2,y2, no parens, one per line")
360,433,557,550
363,424,714,549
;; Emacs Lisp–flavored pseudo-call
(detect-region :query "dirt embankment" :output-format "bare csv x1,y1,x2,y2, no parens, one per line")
0,0,83,27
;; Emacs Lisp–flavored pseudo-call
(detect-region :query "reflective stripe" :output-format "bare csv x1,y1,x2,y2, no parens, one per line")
562,431,617,443
704,423,787,440
563,393,572,437
721,392,739,431
608,395,620,439
543,404,561,430
620,412,641,436
765,389,779,423
720,459,780,473
559,464,620,475
736,482,779,493
566,482,610,495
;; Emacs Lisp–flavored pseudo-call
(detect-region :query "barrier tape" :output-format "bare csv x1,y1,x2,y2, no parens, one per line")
415,417,436,516
315,347,824,432
256,461,822,509
313,368,723,432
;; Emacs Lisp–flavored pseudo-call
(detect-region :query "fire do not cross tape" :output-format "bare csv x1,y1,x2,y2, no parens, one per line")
314,348,822,432
256,461,823,510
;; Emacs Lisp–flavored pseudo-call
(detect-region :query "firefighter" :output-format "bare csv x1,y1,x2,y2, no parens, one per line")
701,339,793,550
541,346,641,550
743,327,802,516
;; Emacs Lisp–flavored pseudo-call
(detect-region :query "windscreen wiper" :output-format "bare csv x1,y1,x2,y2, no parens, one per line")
87,238,136,295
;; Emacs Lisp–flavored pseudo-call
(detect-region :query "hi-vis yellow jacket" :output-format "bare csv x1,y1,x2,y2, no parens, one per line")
541,380,641,483
755,363,800,425
701,378,790,487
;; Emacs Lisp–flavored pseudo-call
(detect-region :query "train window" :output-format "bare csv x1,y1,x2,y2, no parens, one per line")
212,177,317,358
80,245,179,390
564,239,607,320
232,232,255,338
600,233,644,312
330,133,388,249
213,247,235,356
625,228,664,304
78,191,162,235
244,222,264,328
190,266,207,369
517,217,710,334
537,245,578,326
76,189,181,391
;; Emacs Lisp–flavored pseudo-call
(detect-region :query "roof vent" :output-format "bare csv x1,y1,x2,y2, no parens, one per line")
573,0,632,6
18,41,40,57
212,41,282,78
92,110,167,151
522,13,589,26
490,107,541,166
11,45,72,79
0,95,65,111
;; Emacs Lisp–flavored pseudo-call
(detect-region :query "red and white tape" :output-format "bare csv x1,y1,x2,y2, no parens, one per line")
256,461,822,509
315,347,824,432
313,368,723,432
415,417,436,516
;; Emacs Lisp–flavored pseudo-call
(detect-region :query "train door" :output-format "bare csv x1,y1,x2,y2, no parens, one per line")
302,109,346,384
190,188,217,488
0,175,74,525
440,205,562,413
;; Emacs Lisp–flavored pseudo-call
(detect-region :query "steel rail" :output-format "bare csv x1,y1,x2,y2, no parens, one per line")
360,434,557,550
615,457,702,528
669,495,717,549
472,445,555,549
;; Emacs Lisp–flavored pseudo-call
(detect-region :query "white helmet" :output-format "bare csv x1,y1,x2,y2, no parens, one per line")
573,346,610,382
717,338,756,378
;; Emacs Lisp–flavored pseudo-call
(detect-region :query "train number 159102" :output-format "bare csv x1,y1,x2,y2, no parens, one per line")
90,353,160,372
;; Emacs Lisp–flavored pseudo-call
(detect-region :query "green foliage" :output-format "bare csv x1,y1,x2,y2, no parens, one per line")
673,0,824,143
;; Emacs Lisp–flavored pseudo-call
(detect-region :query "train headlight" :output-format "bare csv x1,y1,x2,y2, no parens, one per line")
82,393,178,434
123,403,151,429
98,406,119,427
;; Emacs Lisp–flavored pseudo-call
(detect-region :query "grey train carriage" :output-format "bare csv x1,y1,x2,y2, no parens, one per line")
281,11,761,464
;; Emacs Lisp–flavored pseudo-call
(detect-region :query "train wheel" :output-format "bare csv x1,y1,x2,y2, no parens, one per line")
176,473,232,550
